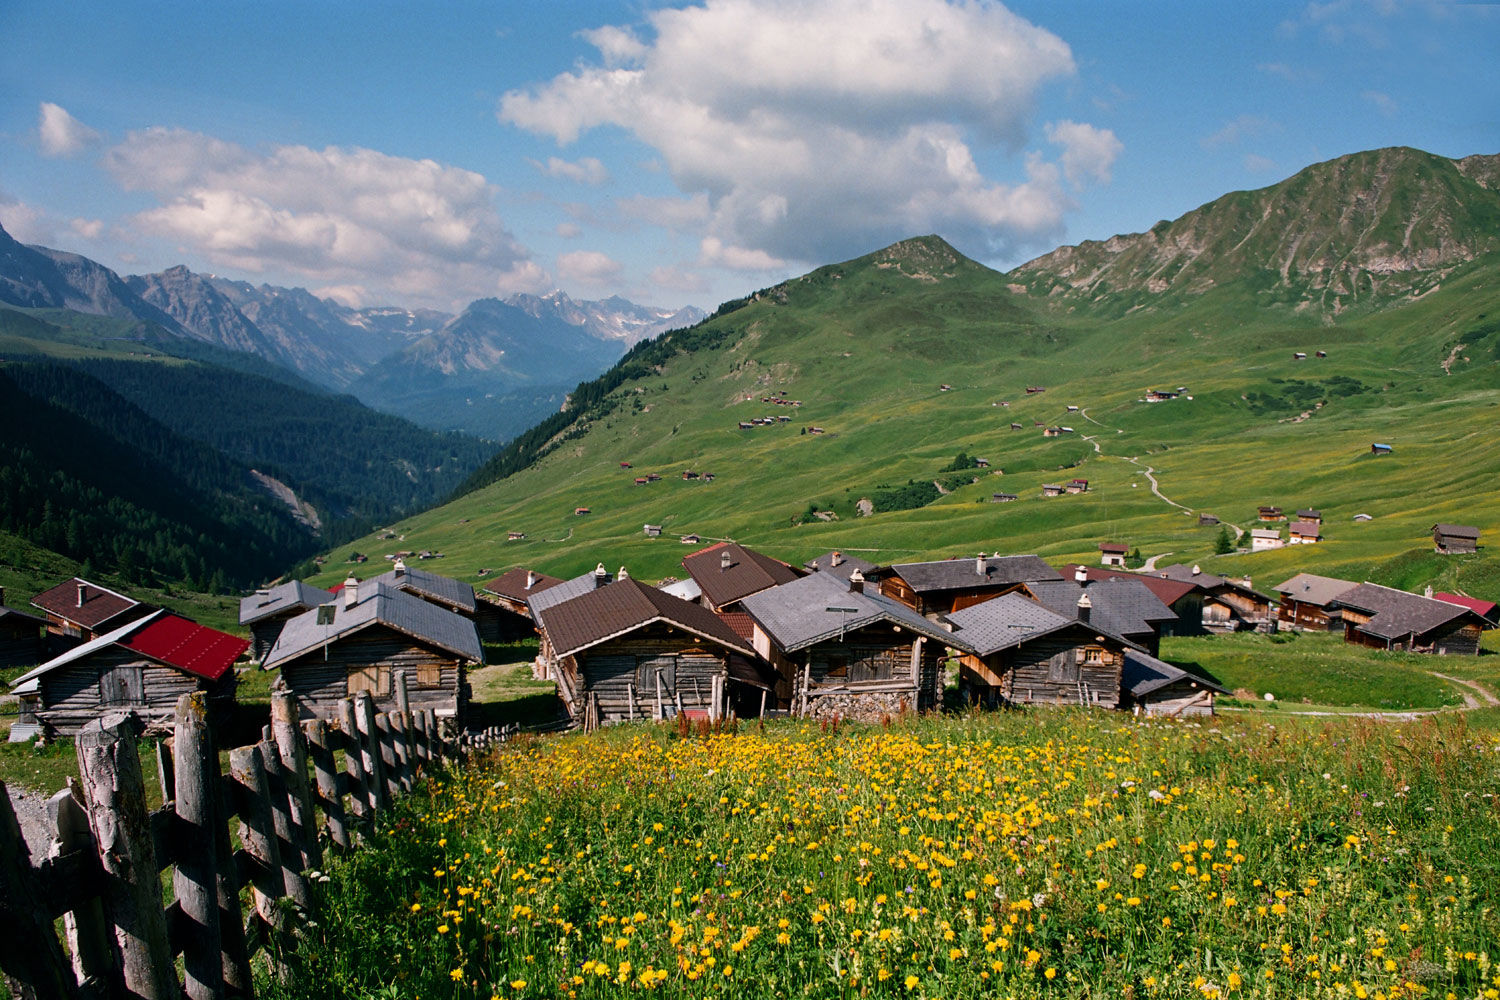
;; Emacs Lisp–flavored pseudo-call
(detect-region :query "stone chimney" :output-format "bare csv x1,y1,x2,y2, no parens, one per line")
721,549,732,571
594,563,608,582
1074,565,1088,583
1191,564,1201,576
1077,592,1092,624
849,569,865,595
525,570,537,590
393,558,406,578
976,554,987,576
342,576,360,610
617,566,630,581
77,582,87,607
831,551,843,568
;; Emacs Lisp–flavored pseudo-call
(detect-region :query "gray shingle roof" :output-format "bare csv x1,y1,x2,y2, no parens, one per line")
263,582,482,668
1027,579,1176,638
741,573,967,653
1433,524,1480,539
527,569,612,616
944,593,1074,656
370,565,476,614
239,580,334,626
1272,573,1358,607
877,554,1062,593
1122,650,1228,699
803,551,879,581
535,577,754,659
1328,582,1477,641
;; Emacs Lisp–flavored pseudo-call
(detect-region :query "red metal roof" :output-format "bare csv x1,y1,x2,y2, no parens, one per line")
119,614,248,681
1434,592,1498,620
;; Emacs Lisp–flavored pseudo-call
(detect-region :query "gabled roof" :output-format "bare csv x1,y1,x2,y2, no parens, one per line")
31,577,148,631
1028,579,1177,638
1296,509,1322,519
0,602,46,627
482,567,565,603
874,554,1062,593
682,542,801,609
1122,650,1228,699
1288,520,1321,536
12,610,246,686
741,573,966,654
527,568,613,617
1152,563,1270,600
1272,573,1359,607
1328,583,1480,641
1432,524,1481,539
1062,566,1199,608
370,565,476,614
1433,592,1498,623
945,592,1136,657
803,551,879,581
535,577,754,660
264,582,482,669
239,580,334,626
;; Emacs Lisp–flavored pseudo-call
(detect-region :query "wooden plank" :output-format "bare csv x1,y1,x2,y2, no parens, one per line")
172,692,226,1000
375,713,401,805
228,744,288,961
271,692,322,874
354,693,388,817
0,778,81,1000
337,698,369,830
259,736,312,912
76,714,177,1000
304,719,348,851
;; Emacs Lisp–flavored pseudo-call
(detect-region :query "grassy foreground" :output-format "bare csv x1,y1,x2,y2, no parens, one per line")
267,712,1500,1000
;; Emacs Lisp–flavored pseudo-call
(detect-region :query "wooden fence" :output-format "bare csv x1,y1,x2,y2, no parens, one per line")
0,672,460,1000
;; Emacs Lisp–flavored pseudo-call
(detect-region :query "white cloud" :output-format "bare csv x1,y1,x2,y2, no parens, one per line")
698,237,783,271
1202,115,1278,148
557,249,623,283
533,155,611,185
500,0,1096,268
1045,120,1122,188
0,193,52,244
102,126,541,306
648,264,709,293
313,284,368,308
1361,90,1398,117
38,102,101,157
69,217,104,239
556,222,582,238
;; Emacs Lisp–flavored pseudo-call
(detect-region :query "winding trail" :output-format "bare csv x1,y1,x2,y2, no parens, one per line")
1141,552,1173,571
1078,408,1193,513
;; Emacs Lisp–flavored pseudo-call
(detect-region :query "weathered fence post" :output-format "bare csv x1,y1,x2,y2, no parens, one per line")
413,709,432,768
173,692,225,1000
304,718,349,850
271,691,322,873
375,712,401,805
337,698,369,831
389,711,412,793
48,780,114,989
0,779,79,1000
228,743,288,962
260,736,312,913
354,692,388,818
76,713,178,1000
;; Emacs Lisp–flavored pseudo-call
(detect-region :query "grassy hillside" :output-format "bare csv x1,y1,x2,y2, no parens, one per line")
302,226,1500,601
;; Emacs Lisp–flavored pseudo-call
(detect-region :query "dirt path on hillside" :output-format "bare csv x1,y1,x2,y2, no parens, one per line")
1141,552,1173,571
1222,673,1499,722
1441,343,1464,375
1428,672,1500,708
1079,411,1193,514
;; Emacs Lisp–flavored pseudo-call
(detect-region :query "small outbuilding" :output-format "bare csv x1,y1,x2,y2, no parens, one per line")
1287,520,1321,545
1250,528,1283,551
1099,543,1129,567
1121,650,1227,717
1432,524,1479,554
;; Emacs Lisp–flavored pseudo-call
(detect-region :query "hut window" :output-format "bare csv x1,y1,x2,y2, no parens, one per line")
1080,646,1106,666
637,656,677,692
348,664,391,697
414,663,442,688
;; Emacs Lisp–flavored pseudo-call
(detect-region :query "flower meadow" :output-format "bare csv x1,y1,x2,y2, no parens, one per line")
271,712,1500,1000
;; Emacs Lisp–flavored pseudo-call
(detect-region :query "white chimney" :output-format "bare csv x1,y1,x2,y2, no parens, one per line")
1074,565,1088,583
976,554,987,576
594,563,608,581
1191,564,1201,576
721,549,732,571
831,551,843,568
525,570,537,590
342,576,360,610
77,582,87,607
617,566,630,581
1423,584,1433,599
849,569,865,595
1077,592,1092,623
393,558,406,577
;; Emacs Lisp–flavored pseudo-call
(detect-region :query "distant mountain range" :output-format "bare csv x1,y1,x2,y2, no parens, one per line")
0,221,704,438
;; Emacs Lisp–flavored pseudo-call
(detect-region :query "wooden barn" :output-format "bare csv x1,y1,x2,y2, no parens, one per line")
30,577,156,645
946,592,1136,709
1121,650,1227,717
263,578,482,723
533,577,770,726
478,566,564,641
0,587,46,668
239,580,333,661
1067,565,1205,637
1287,520,1322,545
1150,564,1274,633
1099,543,1129,567
1432,524,1480,555
1327,583,1487,655
9,611,245,738
682,541,802,613
1272,573,1358,631
740,571,962,720
870,554,1062,621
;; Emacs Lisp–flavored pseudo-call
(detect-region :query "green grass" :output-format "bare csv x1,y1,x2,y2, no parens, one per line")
468,639,561,729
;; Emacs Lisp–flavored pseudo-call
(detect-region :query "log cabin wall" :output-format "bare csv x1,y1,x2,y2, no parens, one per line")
1138,681,1215,717
795,625,944,719
280,625,468,722
35,646,232,735
1277,598,1336,631
989,628,1124,709
562,624,732,724
249,615,294,661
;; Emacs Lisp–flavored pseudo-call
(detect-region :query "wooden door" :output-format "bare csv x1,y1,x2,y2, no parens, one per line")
100,664,143,705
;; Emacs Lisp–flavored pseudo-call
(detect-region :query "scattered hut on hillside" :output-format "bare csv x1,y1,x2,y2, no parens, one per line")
10,611,245,738
1287,520,1322,545
239,580,333,661
1432,524,1479,554
1250,529,1283,551
1099,543,1129,567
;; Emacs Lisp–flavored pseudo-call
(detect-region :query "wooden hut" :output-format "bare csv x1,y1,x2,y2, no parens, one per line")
239,580,333,661
264,579,482,723
869,554,1062,621
1327,583,1486,655
741,571,962,721
1432,524,1480,555
478,567,565,641
9,611,245,738
372,560,502,642
1272,573,1358,631
30,577,155,644
533,577,769,726
1121,650,1227,717
946,592,1135,709
682,541,801,613
1027,574,1178,656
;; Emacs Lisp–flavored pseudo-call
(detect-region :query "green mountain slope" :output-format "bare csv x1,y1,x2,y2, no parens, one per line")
256,147,1500,600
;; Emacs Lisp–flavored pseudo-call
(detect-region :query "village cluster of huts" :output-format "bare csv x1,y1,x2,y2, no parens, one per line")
4,518,1493,740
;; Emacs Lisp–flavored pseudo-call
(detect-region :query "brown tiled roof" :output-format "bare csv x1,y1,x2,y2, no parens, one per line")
716,611,756,642
874,554,1062,593
1329,583,1480,641
482,567,565,603
1062,565,1198,607
537,577,755,659
31,577,151,631
682,542,800,609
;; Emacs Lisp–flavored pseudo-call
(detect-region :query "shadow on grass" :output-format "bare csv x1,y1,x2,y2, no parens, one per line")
469,691,565,729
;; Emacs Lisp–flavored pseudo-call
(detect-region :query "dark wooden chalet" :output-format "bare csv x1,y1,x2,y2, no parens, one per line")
478,567,565,641
30,577,156,644
533,577,768,726
1296,509,1323,526
1121,650,1227,717
9,611,245,738
946,592,1136,710
1432,524,1480,555
239,580,333,661
1287,520,1322,544
1065,565,1204,637
1151,564,1273,632
0,587,46,669
263,579,483,723
1327,583,1486,655
741,571,962,721
682,541,801,613
870,554,1062,621
1272,573,1358,631
1257,506,1284,522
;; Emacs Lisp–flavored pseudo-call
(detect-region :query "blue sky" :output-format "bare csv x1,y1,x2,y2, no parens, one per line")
2,0,1495,312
